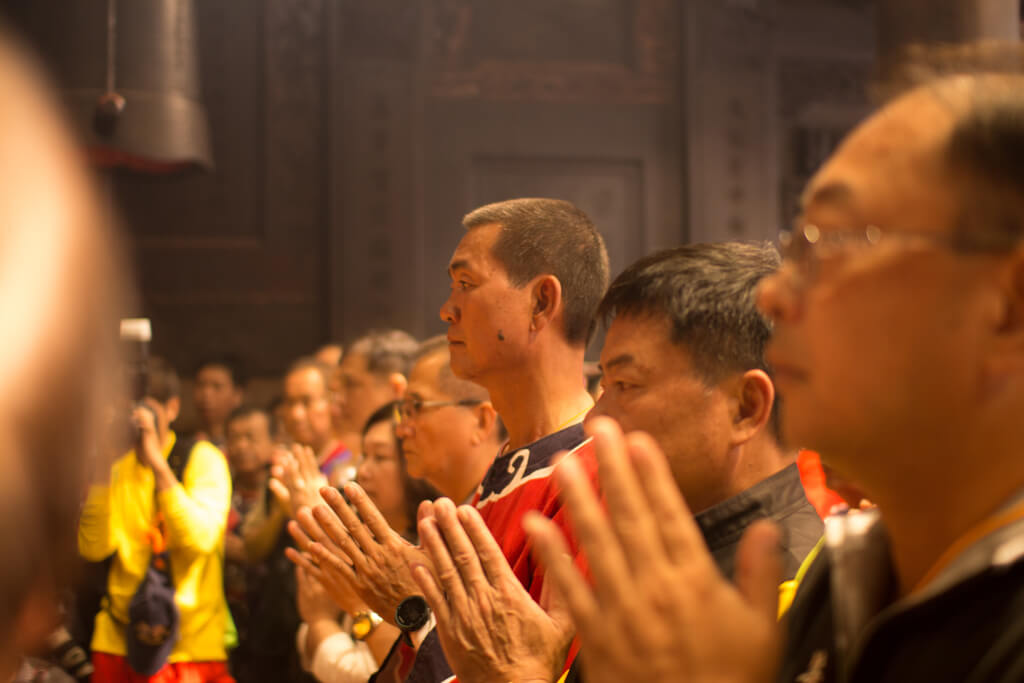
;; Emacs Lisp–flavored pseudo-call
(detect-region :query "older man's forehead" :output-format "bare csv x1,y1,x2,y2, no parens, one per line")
448,223,501,271
802,92,959,225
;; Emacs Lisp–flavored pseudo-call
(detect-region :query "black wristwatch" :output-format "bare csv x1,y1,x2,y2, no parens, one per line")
395,596,431,645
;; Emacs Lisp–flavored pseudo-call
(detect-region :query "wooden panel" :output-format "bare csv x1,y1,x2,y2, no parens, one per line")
464,0,633,64
329,60,419,341
775,0,873,228
682,0,780,244
123,0,329,375
427,0,678,103
328,0,683,345
778,58,871,226
113,1,265,242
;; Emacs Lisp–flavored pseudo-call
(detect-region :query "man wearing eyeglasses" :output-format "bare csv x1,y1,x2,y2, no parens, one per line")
396,336,504,505
507,54,1024,683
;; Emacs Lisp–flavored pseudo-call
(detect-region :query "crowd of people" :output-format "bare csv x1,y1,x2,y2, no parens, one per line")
4,20,1024,683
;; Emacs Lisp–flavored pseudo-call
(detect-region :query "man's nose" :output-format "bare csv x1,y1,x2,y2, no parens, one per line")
756,264,803,325
439,295,458,324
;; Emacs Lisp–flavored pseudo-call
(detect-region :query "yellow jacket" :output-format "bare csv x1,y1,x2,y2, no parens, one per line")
78,432,232,663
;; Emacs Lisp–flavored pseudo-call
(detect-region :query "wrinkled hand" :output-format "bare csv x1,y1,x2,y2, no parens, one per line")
286,531,368,616
525,417,783,683
412,498,574,683
295,563,343,624
295,482,426,626
269,443,328,517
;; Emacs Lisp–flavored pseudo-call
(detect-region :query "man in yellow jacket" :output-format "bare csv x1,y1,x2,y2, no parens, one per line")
79,356,234,683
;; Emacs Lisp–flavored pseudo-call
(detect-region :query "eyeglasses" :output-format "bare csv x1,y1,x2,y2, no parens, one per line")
778,224,1018,285
398,397,482,420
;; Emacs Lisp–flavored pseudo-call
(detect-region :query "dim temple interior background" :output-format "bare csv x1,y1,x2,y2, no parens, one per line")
2,0,1021,423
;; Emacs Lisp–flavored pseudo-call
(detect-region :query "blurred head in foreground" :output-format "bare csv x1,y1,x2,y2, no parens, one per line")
0,26,127,672
758,43,1024,509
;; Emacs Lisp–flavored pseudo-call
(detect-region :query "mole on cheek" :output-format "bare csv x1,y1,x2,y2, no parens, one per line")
497,330,505,341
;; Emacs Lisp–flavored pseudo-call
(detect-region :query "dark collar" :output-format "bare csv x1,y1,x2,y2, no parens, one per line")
695,463,808,551
477,423,587,503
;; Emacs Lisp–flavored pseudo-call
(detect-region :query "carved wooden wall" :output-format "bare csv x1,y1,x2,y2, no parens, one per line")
330,0,684,352
109,0,331,378
5,0,881,379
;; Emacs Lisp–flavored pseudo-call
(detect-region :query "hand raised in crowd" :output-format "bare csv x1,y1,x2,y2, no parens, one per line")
269,443,328,517
296,482,427,626
131,402,164,470
411,498,574,683
295,563,343,626
525,417,783,683
286,533,368,617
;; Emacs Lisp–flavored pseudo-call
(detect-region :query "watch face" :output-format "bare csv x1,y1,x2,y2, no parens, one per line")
395,595,430,631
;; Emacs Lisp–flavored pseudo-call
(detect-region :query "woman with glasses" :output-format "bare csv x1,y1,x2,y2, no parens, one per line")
294,402,438,683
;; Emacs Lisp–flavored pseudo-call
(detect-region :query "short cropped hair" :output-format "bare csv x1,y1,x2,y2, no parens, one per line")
945,77,1024,246
598,242,779,385
147,355,181,403
194,353,247,388
346,329,419,378
462,198,610,346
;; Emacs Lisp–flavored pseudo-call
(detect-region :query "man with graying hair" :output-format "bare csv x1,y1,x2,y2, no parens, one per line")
522,50,1024,683
408,241,823,683
0,27,127,681
396,335,504,505
336,329,419,449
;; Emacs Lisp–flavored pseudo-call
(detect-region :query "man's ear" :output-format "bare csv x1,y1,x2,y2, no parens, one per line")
164,396,181,424
473,401,498,445
729,369,775,447
388,372,408,398
530,275,563,332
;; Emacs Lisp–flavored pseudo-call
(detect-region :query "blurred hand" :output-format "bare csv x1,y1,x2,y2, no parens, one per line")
411,498,573,683
294,482,426,626
131,402,162,471
269,443,328,517
286,534,368,616
295,563,343,625
525,417,783,683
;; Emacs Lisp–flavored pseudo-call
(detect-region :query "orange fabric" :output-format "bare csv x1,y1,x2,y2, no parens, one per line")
92,652,235,683
796,450,844,519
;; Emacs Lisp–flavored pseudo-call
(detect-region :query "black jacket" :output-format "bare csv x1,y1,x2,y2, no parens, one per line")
779,501,1024,683
696,463,823,580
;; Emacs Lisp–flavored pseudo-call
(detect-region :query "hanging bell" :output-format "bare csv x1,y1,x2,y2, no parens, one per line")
4,0,213,172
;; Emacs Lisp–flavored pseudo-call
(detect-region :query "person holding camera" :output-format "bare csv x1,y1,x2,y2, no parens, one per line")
78,357,234,683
